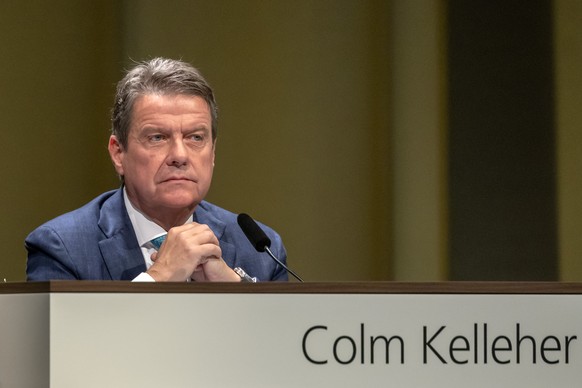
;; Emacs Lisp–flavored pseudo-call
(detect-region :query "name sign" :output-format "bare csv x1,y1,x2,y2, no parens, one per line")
302,322,576,366
47,293,581,388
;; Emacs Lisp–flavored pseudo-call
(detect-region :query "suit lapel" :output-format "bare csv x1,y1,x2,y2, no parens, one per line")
95,193,235,279
195,203,237,268
97,189,146,280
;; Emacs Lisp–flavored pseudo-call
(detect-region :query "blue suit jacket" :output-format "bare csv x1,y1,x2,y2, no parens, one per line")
25,189,288,281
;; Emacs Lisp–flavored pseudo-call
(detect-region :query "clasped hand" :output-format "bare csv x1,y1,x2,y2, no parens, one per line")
146,223,240,282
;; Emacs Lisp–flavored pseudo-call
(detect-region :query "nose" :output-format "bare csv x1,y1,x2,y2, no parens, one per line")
167,138,188,167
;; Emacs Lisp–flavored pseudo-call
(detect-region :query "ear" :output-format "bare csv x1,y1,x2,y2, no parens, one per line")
211,139,217,167
108,135,125,176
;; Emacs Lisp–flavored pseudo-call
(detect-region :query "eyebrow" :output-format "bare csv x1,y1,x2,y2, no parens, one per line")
184,125,211,133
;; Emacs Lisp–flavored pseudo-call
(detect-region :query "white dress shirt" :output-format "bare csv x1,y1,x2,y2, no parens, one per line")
123,188,192,282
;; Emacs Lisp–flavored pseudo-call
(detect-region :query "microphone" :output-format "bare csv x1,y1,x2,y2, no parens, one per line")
237,213,304,282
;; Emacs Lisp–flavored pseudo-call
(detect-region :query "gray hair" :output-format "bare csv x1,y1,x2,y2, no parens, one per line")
111,58,218,148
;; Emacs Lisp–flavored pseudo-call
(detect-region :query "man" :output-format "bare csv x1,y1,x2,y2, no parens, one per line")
26,58,288,282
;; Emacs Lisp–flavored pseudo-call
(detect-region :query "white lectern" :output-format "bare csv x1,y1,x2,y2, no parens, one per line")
1,281,581,387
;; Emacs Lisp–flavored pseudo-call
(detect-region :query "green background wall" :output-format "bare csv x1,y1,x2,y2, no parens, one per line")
0,1,122,281
1,1,581,282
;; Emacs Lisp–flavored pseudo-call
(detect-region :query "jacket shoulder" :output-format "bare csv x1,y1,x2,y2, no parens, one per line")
28,190,120,236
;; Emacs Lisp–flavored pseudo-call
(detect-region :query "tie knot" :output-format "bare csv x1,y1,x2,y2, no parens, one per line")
149,234,167,250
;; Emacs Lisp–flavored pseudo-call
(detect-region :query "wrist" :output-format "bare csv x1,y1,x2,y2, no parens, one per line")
147,263,188,282
233,267,257,283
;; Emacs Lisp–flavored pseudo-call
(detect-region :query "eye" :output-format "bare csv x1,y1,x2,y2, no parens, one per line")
148,134,166,143
187,132,208,147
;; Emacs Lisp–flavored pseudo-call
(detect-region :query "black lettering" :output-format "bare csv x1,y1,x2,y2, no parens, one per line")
449,335,470,364
483,323,488,364
516,323,536,364
360,323,365,364
473,323,478,364
333,336,357,364
565,335,577,364
302,325,328,364
491,336,512,364
370,335,405,364
423,326,447,364
540,336,561,364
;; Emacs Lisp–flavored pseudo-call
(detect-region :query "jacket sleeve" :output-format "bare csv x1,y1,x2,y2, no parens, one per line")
25,225,79,281
268,230,290,281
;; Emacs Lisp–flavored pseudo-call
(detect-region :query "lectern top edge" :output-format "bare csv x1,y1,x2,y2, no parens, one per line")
2,281,582,294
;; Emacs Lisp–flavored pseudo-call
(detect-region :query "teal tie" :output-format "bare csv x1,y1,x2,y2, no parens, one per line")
150,234,167,250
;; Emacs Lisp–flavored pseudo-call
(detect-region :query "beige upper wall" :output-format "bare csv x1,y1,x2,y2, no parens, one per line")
0,0,394,281
121,0,393,281
2,0,579,282
555,0,582,281
390,0,447,281
0,1,121,281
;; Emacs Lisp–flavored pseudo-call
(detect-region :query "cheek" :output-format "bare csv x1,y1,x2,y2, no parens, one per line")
203,154,215,174
195,148,215,169
195,155,215,189
123,154,159,183
113,161,125,176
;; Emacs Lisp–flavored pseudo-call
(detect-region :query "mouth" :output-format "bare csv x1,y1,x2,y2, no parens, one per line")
161,177,196,183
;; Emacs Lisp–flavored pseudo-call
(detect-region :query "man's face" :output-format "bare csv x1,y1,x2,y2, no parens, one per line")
109,94,215,223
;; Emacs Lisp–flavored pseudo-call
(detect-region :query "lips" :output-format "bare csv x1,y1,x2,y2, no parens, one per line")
161,176,196,183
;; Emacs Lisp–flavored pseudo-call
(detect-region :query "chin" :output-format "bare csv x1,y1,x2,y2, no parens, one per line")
160,192,201,208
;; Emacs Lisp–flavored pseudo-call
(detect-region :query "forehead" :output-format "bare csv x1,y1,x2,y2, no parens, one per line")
130,93,211,127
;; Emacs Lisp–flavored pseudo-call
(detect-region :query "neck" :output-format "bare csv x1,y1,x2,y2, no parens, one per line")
123,189,195,231
152,210,194,231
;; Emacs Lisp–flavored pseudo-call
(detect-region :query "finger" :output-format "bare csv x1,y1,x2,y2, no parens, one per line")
194,243,222,261
166,225,220,248
192,257,239,282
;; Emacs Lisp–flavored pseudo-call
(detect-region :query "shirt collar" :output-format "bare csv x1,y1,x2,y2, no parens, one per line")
123,188,193,248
